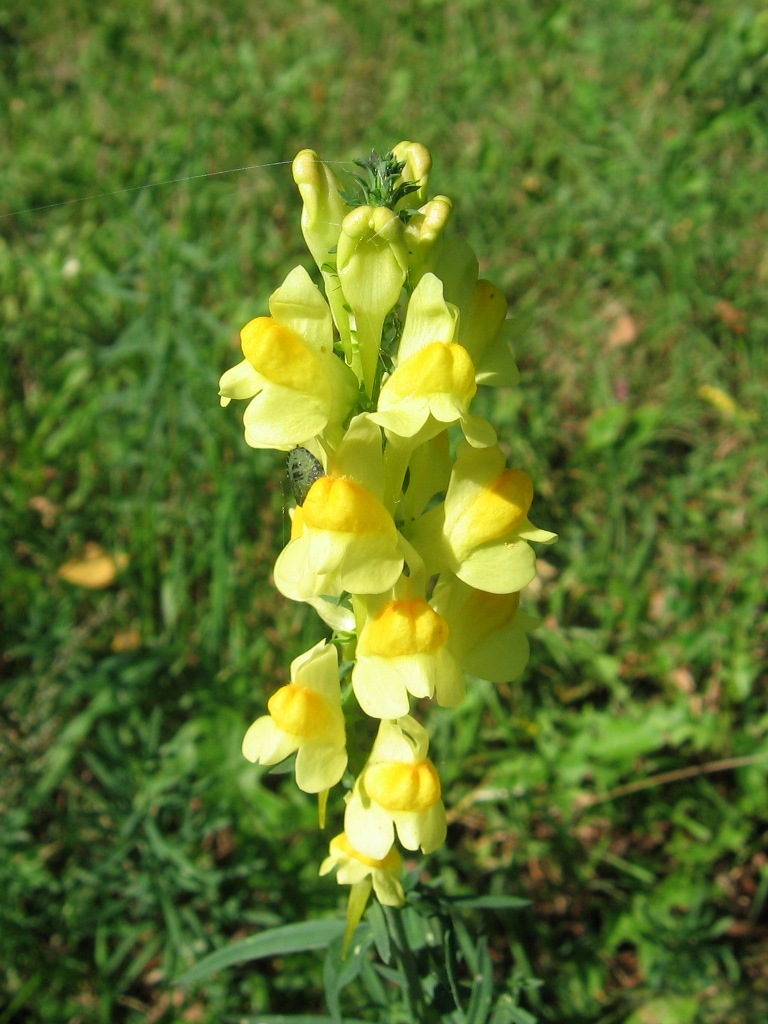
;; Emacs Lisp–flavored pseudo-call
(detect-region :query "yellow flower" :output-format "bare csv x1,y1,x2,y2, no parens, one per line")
344,717,447,859
337,205,409,396
218,265,357,450
432,574,540,682
274,416,404,601
395,431,452,523
412,227,479,333
390,140,432,210
458,279,520,389
407,228,519,392
352,597,465,718
406,442,557,594
291,149,354,363
319,832,405,907
370,273,496,449
241,641,346,794
291,149,350,279
275,477,403,600
403,194,453,279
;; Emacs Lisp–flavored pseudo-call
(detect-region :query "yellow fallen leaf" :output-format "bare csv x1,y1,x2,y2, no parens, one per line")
698,385,757,422
58,543,129,589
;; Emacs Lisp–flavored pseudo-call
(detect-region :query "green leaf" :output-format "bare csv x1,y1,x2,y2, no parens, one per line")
453,896,531,912
322,929,371,1023
442,925,464,1013
366,898,391,964
583,405,630,450
33,688,117,802
237,1017,373,1024
464,937,494,1024
175,920,346,986
624,995,699,1024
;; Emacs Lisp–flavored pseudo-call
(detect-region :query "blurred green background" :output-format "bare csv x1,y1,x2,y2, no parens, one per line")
2,1,767,1021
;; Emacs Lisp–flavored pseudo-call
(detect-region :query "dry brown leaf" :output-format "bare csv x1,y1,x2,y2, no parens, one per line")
607,313,638,348
111,629,143,652
601,300,639,349
714,299,747,335
28,495,58,528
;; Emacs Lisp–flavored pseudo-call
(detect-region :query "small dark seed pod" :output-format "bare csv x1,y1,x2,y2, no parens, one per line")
286,447,325,506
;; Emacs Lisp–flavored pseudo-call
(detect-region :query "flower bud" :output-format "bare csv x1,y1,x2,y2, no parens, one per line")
338,206,408,395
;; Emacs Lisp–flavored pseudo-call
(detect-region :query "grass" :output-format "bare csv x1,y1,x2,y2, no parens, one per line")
2,0,767,1021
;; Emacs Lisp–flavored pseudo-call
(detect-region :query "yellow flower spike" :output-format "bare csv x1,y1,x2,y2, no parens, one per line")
344,717,448,859
432,574,540,683
292,148,354,361
219,141,558,908
337,205,409,396
319,833,405,910
406,443,557,594
241,641,347,794
352,597,465,717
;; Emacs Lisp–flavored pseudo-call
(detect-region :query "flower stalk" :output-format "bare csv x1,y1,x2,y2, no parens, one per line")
219,143,557,928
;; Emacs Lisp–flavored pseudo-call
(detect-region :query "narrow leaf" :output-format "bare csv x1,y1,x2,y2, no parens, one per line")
453,896,530,912
175,920,345,986
465,938,494,1024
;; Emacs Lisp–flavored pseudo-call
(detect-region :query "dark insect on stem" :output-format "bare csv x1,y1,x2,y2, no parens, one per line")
287,447,325,506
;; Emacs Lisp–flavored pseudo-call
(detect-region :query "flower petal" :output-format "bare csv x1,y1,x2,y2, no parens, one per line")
352,659,411,719
295,743,347,793
242,716,296,765
218,359,262,405
457,540,538,594
345,790,395,860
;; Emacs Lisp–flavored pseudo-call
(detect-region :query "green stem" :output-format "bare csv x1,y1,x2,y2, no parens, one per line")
384,905,427,1022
